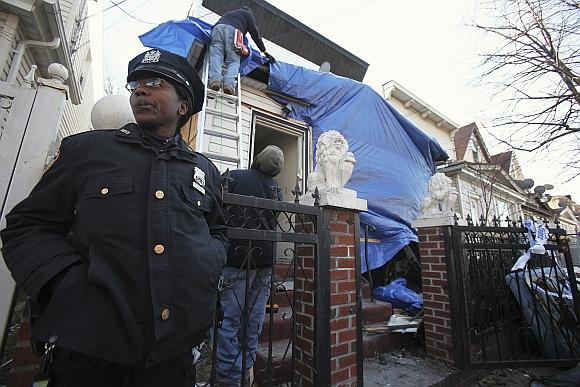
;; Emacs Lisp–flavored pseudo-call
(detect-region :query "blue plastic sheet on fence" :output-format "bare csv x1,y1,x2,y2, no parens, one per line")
373,278,423,314
138,17,448,273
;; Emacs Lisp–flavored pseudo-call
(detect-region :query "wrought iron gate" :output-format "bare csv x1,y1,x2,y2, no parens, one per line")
449,216,580,368
199,185,330,386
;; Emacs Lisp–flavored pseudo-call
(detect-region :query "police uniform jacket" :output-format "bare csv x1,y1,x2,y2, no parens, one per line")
0,123,228,367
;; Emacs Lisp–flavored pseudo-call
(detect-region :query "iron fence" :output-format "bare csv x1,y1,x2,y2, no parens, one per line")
449,215,580,368
200,183,330,386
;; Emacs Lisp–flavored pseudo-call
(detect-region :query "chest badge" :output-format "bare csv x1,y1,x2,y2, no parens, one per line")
193,167,206,195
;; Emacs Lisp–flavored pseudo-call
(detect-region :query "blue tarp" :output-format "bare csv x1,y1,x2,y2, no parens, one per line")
139,17,448,272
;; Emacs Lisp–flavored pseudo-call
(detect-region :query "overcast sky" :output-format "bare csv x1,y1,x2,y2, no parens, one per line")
101,0,579,201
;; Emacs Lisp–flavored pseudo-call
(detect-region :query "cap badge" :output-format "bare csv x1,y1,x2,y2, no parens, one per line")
142,49,161,64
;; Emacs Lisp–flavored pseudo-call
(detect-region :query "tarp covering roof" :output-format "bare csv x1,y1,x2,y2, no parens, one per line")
139,17,448,272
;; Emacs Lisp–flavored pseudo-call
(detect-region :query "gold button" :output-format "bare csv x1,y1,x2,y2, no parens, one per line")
197,200,201,206
101,187,109,195
155,190,165,199
154,244,165,254
161,308,170,320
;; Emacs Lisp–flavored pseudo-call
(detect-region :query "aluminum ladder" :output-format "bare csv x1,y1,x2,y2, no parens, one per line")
196,57,243,172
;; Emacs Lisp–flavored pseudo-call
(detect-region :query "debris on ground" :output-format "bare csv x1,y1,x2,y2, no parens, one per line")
364,346,453,386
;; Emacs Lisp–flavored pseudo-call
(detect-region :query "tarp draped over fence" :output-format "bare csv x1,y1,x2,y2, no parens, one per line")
139,17,448,272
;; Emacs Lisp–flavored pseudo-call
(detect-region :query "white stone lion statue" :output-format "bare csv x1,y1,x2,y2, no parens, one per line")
307,130,356,192
420,173,458,214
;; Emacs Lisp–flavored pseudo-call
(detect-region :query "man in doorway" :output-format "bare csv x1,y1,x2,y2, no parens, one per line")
1,48,228,386
208,6,275,95
216,145,284,386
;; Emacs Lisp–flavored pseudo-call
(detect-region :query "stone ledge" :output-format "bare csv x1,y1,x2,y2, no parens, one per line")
412,213,466,228
300,188,367,212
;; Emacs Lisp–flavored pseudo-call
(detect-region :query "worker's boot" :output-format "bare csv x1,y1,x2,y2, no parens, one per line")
223,85,235,95
209,80,222,91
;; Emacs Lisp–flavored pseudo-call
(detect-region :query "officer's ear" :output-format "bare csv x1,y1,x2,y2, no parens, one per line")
178,100,188,116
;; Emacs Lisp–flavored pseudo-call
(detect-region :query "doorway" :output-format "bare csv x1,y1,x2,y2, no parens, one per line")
250,112,310,202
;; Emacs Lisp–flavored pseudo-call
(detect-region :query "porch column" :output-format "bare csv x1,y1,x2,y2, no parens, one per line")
296,190,367,386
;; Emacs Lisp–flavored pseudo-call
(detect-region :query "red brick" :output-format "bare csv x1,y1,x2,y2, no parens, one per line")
419,227,438,235
338,353,357,368
420,256,442,264
331,342,349,356
331,293,349,305
336,235,354,245
427,234,444,242
422,285,443,294
423,315,446,326
336,211,354,222
331,368,350,385
431,279,448,288
419,235,428,242
330,270,350,281
331,222,348,234
338,329,357,343
331,246,349,257
428,248,446,256
435,325,452,335
432,294,449,302
425,331,447,342
422,271,442,279
424,300,445,311
337,281,356,293
430,263,447,272
336,259,355,269
420,241,438,249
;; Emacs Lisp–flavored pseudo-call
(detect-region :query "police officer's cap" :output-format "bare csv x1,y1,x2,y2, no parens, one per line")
127,49,204,115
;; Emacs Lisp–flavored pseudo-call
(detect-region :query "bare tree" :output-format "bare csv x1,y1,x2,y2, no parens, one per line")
103,64,122,95
473,0,580,176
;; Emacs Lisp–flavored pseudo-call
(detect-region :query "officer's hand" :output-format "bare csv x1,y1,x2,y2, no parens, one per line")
265,52,276,63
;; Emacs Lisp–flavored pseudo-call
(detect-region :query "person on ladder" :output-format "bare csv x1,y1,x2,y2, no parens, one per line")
208,6,275,95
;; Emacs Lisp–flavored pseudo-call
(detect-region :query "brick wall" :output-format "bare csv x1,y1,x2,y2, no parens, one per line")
417,226,455,365
294,207,360,386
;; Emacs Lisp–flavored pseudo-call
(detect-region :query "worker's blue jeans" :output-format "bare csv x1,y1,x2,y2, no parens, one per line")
215,266,272,386
208,24,240,90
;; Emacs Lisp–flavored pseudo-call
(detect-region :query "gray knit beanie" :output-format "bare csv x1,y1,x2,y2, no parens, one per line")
251,145,284,176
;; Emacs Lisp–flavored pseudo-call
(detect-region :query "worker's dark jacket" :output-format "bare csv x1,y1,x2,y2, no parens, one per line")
224,168,281,269
216,8,266,52
0,123,228,367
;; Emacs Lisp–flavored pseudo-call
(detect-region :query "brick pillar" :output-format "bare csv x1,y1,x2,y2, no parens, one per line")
296,193,367,386
412,214,464,368
327,209,358,386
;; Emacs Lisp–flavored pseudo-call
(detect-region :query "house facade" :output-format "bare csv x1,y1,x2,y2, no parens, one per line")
0,0,100,139
185,0,368,201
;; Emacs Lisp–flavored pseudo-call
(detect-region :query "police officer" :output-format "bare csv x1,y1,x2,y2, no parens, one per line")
0,49,227,386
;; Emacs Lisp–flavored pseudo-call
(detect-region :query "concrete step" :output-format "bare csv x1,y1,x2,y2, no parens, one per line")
363,322,417,358
254,339,293,386
259,307,293,343
361,301,393,325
